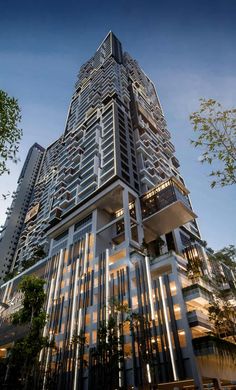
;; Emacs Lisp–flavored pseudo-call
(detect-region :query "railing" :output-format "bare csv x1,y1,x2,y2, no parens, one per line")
182,283,212,301
187,310,211,330
193,335,236,357
141,177,191,219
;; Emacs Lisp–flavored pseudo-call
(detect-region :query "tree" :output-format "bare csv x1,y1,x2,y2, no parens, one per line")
214,245,236,271
89,300,129,389
21,245,46,271
207,249,236,343
0,90,22,177
3,269,18,283
4,275,48,389
208,292,236,343
190,98,236,188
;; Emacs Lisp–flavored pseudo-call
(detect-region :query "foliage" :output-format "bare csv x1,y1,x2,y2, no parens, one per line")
11,275,46,324
0,89,22,176
72,329,88,368
208,294,236,343
155,236,165,256
92,316,123,389
207,249,236,344
127,311,156,384
3,246,46,283
3,269,18,283
4,275,48,389
140,239,149,255
214,245,236,270
21,245,46,271
190,98,236,188
186,255,203,281
90,300,129,389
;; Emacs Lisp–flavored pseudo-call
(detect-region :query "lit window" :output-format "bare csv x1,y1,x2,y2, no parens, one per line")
178,330,186,347
169,281,177,296
173,304,181,320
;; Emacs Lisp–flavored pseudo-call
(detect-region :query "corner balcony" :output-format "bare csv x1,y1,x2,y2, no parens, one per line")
187,310,212,332
141,177,197,241
182,283,212,306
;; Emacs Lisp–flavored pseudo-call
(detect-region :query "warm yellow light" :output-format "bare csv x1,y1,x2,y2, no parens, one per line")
174,306,180,312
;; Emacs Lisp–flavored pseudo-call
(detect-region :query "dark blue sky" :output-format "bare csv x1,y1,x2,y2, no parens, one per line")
0,0,236,249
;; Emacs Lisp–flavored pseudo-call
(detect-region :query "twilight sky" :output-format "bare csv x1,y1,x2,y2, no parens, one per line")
0,0,235,250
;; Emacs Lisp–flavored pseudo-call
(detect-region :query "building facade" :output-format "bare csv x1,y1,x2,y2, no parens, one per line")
0,143,44,284
0,33,236,389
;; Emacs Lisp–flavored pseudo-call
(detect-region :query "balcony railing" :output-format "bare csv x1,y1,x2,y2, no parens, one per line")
193,335,236,358
187,310,212,331
141,177,197,240
141,177,190,217
182,283,212,304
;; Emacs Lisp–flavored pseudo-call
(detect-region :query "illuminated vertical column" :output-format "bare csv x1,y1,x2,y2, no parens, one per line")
40,277,55,369
122,188,131,242
42,250,64,389
159,275,178,381
70,241,82,342
134,197,144,245
145,256,155,320
42,278,55,338
54,249,64,299
6,281,13,302
73,307,82,390
83,233,89,275
105,248,110,326
2,281,10,303
117,311,123,388
146,363,151,384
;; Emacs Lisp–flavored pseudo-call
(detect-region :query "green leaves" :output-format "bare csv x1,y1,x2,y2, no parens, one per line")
21,245,46,271
0,89,22,176
6,276,47,388
214,245,236,270
208,296,236,341
190,98,236,188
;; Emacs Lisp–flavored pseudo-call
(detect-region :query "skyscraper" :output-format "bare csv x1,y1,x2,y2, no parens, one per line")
11,32,199,272
0,143,44,284
0,33,235,389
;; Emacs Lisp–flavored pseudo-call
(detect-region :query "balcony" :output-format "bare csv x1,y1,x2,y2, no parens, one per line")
193,335,236,358
171,155,180,169
48,207,62,226
182,283,212,306
187,310,212,332
141,177,197,241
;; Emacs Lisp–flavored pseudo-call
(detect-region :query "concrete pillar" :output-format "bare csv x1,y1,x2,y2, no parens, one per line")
67,225,74,246
171,256,203,390
134,196,144,245
122,187,131,243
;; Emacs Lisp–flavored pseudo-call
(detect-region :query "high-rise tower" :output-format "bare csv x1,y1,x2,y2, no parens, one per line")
12,32,199,271
0,143,44,283
0,33,235,389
